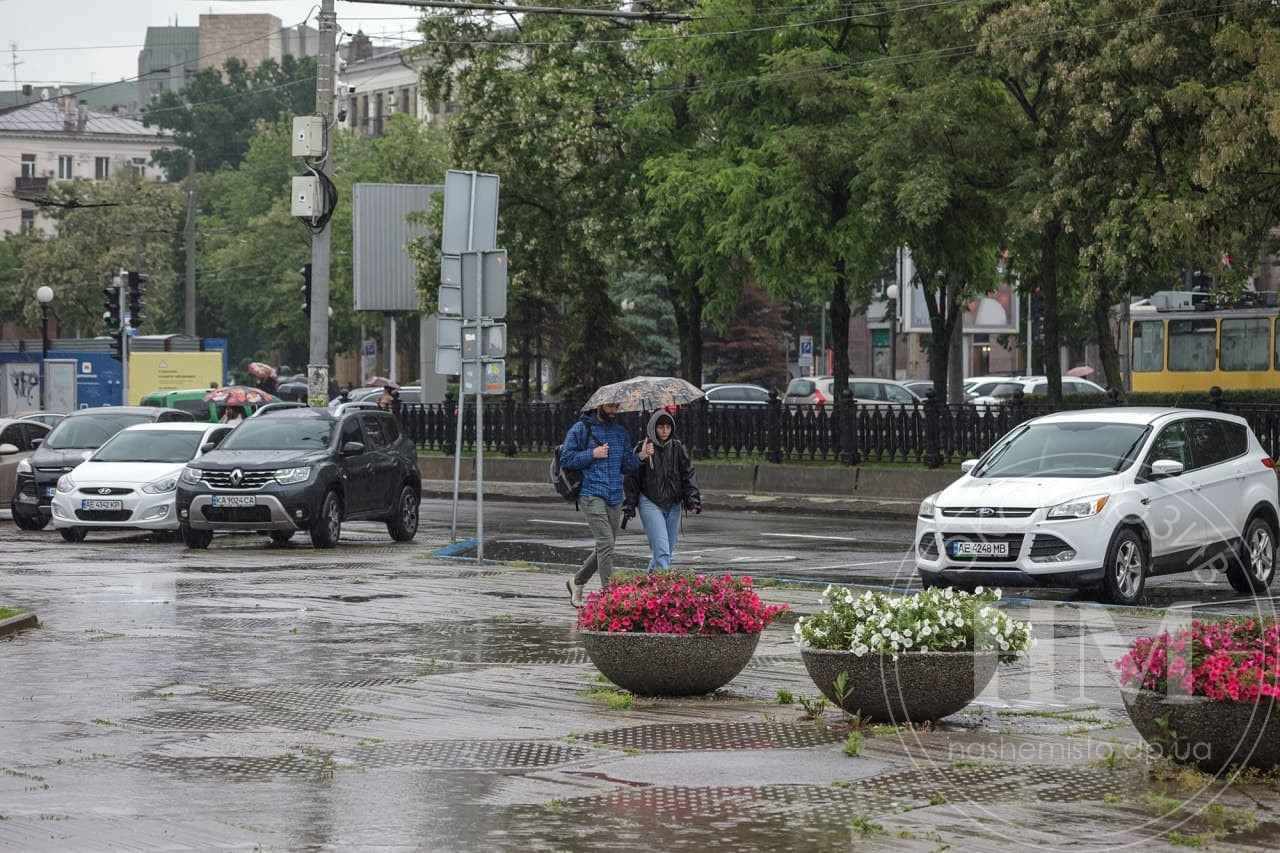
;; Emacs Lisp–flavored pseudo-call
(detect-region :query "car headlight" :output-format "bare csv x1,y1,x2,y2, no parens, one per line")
142,475,179,495
276,466,311,485
180,466,203,485
919,492,939,519
1047,494,1109,519
56,474,75,493
17,458,32,475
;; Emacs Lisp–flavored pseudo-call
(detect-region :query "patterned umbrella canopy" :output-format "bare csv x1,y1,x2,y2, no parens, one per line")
582,376,705,413
364,376,400,390
204,386,277,406
246,362,277,380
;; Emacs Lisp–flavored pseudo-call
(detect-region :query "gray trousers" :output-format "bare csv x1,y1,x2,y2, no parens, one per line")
574,496,622,589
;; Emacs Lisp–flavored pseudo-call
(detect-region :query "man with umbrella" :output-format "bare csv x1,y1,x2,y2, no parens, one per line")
561,401,654,607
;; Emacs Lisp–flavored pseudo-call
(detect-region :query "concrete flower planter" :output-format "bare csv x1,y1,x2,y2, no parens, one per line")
800,648,998,723
578,630,762,697
1121,688,1280,773
0,610,39,637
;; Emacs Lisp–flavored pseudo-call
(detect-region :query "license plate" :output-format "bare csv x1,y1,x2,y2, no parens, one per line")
43,486,55,498
212,495,256,508
81,499,122,511
951,541,1009,558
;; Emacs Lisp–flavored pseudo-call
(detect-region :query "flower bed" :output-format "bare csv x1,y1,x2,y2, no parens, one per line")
1116,618,1280,701
575,571,787,635
794,585,1033,657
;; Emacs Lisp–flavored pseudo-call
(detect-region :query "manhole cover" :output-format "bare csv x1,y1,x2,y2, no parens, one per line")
865,765,1128,804
354,739,589,770
577,722,845,752
124,709,373,732
118,753,320,778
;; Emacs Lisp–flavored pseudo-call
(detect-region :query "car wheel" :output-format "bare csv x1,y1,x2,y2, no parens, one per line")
386,485,419,542
269,530,295,545
1226,515,1276,595
58,526,87,543
1100,527,1147,606
181,523,212,549
310,491,342,549
13,510,48,531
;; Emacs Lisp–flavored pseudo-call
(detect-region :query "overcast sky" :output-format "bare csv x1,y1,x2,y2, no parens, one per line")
2,1,424,86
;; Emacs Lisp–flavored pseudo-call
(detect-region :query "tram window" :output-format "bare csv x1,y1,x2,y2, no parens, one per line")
1168,319,1217,372
1220,318,1269,371
1132,321,1164,372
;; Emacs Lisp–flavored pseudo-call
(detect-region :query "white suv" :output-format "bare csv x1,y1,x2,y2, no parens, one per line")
915,408,1279,604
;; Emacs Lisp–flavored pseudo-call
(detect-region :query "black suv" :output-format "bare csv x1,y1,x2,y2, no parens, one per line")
12,406,195,530
175,406,420,549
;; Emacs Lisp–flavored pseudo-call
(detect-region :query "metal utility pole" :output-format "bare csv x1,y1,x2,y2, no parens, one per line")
308,0,337,401
184,151,196,336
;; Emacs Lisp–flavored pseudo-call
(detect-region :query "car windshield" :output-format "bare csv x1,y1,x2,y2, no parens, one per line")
974,422,1150,478
45,414,153,449
218,417,333,450
94,430,202,463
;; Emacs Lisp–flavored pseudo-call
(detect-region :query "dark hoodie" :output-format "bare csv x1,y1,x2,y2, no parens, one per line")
624,411,701,513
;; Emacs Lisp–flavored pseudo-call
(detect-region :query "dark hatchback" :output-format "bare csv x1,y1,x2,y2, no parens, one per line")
11,406,195,530
175,406,421,549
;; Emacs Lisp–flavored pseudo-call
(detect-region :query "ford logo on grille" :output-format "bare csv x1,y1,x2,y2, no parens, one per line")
97,488,113,495
230,469,243,486
977,507,996,517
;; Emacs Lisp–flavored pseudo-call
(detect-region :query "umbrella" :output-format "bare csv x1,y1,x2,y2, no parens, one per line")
582,376,705,413
246,362,277,380
205,385,278,406
364,376,400,390
1065,365,1094,378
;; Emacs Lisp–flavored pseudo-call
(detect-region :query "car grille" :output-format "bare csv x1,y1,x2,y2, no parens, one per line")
35,466,76,475
201,506,272,523
941,533,1024,563
200,470,277,489
75,509,133,522
940,507,1036,519
1029,534,1072,559
76,487,133,496
917,533,939,559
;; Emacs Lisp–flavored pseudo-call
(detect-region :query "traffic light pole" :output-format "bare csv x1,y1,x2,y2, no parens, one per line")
307,0,337,405
119,281,129,406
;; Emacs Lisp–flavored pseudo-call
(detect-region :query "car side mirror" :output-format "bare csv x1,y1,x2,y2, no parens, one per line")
960,459,979,474
0,442,18,455
1150,459,1184,479
341,441,365,455
31,437,43,449
200,441,217,454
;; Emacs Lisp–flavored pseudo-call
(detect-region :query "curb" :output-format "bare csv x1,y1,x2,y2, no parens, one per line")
0,611,39,637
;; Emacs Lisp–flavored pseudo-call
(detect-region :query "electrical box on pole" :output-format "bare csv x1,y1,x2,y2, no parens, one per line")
292,176,321,218
291,115,326,158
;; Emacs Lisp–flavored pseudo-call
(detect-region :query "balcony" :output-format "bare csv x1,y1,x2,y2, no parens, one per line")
14,176,48,199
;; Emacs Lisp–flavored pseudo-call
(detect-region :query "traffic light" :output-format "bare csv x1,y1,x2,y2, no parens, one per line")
102,280,121,331
107,329,123,361
300,263,312,315
127,271,148,330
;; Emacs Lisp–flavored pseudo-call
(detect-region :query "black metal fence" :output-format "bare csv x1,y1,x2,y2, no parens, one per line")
397,387,1279,467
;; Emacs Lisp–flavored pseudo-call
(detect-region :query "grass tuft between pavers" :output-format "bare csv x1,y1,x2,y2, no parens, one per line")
0,608,27,621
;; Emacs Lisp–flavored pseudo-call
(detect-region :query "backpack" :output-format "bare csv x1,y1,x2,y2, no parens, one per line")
551,421,593,508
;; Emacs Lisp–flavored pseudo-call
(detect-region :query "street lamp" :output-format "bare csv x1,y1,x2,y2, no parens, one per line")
885,284,899,381
36,285,53,409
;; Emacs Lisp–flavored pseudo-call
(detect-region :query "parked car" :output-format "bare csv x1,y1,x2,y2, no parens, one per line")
702,383,771,407
175,406,421,549
783,376,921,410
914,407,1279,604
342,385,422,405
969,376,1106,409
0,417,53,507
11,406,196,530
14,411,66,429
139,388,278,423
49,422,232,542
902,380,937,400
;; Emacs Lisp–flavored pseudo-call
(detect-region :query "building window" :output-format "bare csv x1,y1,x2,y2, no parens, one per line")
58,155,74,179
349,95,358,130
20,209,35,231
20,154,36,178
125,157,147,179
95,157,110,180
401,87,411,115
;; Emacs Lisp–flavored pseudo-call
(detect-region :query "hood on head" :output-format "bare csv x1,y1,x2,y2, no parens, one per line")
646,410,675,445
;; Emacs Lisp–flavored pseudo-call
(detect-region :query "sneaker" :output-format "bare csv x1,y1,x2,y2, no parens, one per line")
566,577,584,608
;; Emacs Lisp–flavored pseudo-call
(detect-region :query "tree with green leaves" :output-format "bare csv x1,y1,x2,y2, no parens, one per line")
703,281,789,390
612,270,679,377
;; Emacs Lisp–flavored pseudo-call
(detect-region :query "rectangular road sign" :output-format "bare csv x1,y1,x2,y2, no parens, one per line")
435,316,463,375
459,250,508,319
442,170,499,255
461,322,507,360
462,360,506,395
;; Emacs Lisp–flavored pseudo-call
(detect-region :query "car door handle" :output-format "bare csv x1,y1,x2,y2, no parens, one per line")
1141,497,1151,505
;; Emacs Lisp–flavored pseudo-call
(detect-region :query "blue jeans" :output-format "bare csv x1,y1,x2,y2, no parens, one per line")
637,494,682,571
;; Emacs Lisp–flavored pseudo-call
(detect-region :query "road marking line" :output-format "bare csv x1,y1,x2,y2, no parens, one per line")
531,519,588,527
761,533,859,542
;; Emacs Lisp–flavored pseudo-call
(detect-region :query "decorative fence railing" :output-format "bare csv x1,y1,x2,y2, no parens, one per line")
397,387,1277,467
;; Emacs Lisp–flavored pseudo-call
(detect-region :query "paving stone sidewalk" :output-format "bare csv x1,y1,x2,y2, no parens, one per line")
1,527,1276,850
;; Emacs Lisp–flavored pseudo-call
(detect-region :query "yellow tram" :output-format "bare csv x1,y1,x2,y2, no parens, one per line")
1129,295,1280,393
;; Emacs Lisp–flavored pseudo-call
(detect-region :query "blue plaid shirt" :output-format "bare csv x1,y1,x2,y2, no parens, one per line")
560,413,641,506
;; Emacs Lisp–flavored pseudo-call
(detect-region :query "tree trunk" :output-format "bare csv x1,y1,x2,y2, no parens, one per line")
1092,287,1123,395
1040,220,1063,404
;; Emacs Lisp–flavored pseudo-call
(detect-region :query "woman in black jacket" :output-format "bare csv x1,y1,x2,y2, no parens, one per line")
624,409,701,570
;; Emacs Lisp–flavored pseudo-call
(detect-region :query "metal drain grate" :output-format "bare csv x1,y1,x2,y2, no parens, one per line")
124,709,373,732
563,782,892,819
744,655,805,668
117,753,320,778
865,765,1127,804
354,739,589,770
576,721,845,752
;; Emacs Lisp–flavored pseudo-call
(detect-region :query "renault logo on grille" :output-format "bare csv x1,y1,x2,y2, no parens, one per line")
977,507,996,517
97,488,113,495
230,469,243,486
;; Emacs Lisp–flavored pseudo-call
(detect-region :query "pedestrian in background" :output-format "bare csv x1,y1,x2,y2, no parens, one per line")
561,402,653,607
624,409,701,571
